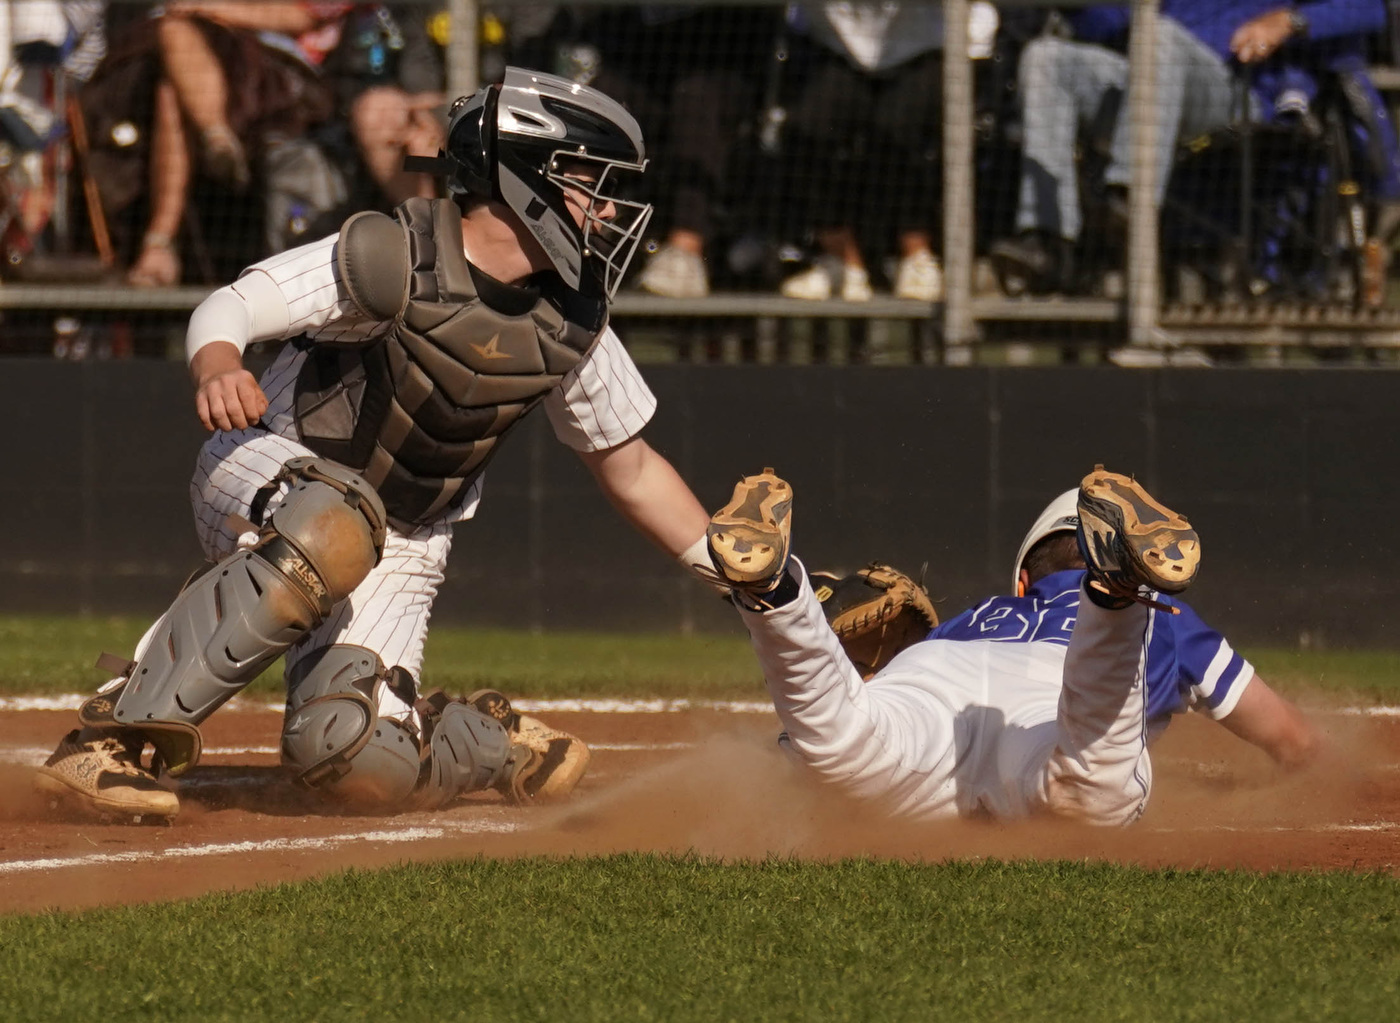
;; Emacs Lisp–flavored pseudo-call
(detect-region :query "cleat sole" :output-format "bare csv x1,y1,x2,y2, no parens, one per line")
34,766,181,821
1080,467,1199,594
706,469,791,587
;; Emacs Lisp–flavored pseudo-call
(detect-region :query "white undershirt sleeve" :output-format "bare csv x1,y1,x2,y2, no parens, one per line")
185,233,380,363
183,272,295,363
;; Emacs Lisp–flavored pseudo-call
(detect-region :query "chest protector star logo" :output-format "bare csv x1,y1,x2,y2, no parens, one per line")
470,333,513,360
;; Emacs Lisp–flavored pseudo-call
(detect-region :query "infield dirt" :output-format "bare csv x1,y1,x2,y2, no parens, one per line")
1,703,1396,915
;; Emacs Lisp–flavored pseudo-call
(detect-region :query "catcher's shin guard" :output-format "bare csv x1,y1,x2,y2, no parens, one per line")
414,691,522,809
281,645,424,812
80,458,387,776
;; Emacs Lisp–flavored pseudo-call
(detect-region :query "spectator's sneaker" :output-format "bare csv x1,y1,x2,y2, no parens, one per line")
706,468,793,602
840,265,873,301
990,231,1074,297
468,690,591,802
894,250,944,301
33,729,180,821
781,262,835,300
781,262,872,301
638,244,710,297
1077,465,1199,610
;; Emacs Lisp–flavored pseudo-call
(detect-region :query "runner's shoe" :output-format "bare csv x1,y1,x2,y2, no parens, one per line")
1077,465,1199,611
706,468,793,602
468,690,591,803
33,728,180,821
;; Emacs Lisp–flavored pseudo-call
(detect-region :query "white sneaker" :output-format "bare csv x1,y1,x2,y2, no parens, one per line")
840,265,873,302
894,250,944,301
780,263,834,300
781,261,873,302
637,244,709,298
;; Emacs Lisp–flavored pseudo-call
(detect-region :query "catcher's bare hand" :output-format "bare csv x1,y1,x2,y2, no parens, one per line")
191,341,268,432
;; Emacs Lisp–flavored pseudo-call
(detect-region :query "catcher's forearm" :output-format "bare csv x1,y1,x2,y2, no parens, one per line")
578,438,709,557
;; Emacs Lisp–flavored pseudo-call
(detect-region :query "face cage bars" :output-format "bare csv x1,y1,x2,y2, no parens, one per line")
547,153,653,300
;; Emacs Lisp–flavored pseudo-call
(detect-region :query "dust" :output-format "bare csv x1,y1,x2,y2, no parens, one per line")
0,765,50,821
503,712,1400,872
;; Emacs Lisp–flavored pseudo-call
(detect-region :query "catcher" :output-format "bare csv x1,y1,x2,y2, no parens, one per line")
707,467,1321,825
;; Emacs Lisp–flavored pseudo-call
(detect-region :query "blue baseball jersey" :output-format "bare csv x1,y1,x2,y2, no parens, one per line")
926,570,1253,730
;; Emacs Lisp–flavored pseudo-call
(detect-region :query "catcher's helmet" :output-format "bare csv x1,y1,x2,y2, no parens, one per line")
1011,488,1078,593
409,67,652,300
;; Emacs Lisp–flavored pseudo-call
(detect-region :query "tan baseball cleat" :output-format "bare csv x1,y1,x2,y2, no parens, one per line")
706,467,793,597
468,690,591,803
1077,465,1200,609
34,728,180,822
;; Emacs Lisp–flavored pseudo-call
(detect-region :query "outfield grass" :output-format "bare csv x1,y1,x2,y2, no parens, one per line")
1,616,1398,702
1,856,1396,1022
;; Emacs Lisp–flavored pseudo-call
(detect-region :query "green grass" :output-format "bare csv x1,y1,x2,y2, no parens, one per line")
1,856,1396,1022
0,617,762,699
1,615,1399,703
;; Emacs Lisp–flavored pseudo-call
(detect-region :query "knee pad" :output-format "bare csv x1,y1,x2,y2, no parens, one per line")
281,645,424,813
415,694,519,810
80,458,387,777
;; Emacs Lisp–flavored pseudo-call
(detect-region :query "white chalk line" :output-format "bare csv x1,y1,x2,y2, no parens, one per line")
6,694,1400,716
0,817,524,877
0,695,777,715
0,740,694,769
1150,821,1400,835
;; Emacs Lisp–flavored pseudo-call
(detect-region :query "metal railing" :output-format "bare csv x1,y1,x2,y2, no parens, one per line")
5,0,1400,362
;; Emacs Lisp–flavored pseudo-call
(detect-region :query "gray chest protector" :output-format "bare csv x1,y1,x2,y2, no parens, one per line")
293,198,606,525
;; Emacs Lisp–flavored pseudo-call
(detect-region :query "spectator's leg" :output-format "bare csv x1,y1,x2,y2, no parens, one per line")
1105,17,1237,200
157,14,228,135
1016,37,1128,240
350,87,443,206
872,51,944,299
127,79,186,287
779,60,875,297
156,13,248,189
668,69,737,244
1034,583,1153,825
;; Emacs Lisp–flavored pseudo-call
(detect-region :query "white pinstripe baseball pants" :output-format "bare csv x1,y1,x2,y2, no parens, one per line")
119,427,451,726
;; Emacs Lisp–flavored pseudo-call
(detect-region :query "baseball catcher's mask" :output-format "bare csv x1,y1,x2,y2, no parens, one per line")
406,66,653,300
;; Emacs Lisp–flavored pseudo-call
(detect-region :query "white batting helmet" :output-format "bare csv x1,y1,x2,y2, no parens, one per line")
1010,488,1079,593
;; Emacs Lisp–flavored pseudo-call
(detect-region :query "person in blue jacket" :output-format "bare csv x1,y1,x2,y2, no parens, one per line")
990,0,1400,294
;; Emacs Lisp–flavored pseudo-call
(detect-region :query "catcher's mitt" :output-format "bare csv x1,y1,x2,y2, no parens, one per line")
811,563,938,679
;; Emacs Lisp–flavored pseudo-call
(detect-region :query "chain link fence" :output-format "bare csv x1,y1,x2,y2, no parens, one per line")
2,0,1399,363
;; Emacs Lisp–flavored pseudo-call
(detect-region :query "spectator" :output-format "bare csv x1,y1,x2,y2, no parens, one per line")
0,2,106,263
990,0,1394,296
773,2,957,303
605,7,778,299
124,2,346,286
319,3,446,210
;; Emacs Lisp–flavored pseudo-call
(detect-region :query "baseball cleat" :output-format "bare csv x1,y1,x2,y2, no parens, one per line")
706,468,793,599
1077,465,1199,611
33,728,180,822
468,690,591,803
